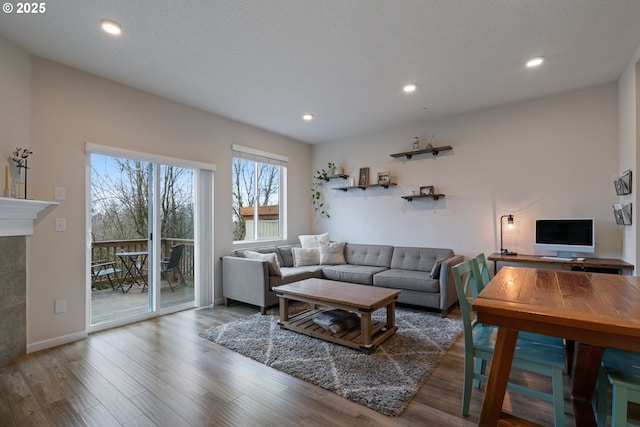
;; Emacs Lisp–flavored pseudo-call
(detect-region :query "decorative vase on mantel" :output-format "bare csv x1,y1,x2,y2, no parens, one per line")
13,173,25,199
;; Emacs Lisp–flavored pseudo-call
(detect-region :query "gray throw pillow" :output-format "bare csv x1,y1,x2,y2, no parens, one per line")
319,241,346,265
244,250,282,277
430,257,447,279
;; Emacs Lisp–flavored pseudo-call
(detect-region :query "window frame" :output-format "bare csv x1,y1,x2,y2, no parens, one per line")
232,145,287,243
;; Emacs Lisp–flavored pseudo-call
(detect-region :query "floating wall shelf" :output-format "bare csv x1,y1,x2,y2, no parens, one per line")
333,183,397,192
390,145,453,160
323,174,349,181
402,194,445,202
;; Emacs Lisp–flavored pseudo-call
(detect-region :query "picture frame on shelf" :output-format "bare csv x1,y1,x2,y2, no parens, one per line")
614,170,632,195
359,167,370,186
377,171,390,185
420,185,434,196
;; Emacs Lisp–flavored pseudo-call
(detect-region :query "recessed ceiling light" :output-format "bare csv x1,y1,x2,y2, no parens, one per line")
302,113,314,121
100,19,122,36
403,84,417,93
526,56,544,68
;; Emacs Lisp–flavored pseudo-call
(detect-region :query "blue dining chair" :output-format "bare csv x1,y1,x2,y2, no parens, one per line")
595,348,640,426
472,253,573,371
472,253,492,296
452,259,567,426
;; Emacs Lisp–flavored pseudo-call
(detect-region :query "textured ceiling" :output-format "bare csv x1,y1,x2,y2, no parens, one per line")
1,0,640,144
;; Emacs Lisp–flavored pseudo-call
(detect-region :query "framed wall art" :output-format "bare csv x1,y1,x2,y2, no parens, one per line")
613,203,632,225
420,185,434,196
359,167,370,186
614,170,632,195
377,171,390,185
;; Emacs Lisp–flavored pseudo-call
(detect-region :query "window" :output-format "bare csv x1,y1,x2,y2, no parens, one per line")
232,145,287,242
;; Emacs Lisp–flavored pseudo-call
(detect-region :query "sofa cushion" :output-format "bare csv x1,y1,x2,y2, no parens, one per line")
390,246,454,272
277,244,300,267
322,264,388,285
373,269,440,293
319,241,347,265
299,233,330,248
292,247,320,266
344,243,394,268
283,265,324,277
244,250,282,277
269,270,313,287
269,266,323,287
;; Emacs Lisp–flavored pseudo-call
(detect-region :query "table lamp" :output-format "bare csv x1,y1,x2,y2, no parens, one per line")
500,214,517,255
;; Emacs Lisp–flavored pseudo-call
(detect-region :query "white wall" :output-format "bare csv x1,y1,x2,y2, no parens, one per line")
313,84,621,260
15,55,313,346
617,45,640,269
0,37,30,176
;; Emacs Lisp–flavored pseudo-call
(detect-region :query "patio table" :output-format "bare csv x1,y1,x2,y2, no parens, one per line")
117,251,148,293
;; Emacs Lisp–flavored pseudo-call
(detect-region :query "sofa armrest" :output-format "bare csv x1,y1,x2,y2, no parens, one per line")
222,256,272,308
438,254,465,317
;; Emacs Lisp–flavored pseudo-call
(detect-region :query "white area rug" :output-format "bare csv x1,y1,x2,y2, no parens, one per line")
199,306,462,416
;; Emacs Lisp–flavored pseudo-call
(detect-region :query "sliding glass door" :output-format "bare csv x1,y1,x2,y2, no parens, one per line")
88,151,198,327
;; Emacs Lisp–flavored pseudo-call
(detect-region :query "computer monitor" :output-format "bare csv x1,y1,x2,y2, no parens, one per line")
534,218,595,258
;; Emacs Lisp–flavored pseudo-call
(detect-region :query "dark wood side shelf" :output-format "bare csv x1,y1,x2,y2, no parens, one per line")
402,194,445,201
487,253,634,274
390,145,452,160
333,183,397,192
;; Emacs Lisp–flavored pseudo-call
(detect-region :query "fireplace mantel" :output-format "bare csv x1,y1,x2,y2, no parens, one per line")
0,197,58,237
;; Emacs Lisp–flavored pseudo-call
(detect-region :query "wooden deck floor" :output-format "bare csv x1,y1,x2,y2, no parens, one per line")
91,280,195,325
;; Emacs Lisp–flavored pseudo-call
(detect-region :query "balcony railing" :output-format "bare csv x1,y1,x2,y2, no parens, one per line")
91,238,194,288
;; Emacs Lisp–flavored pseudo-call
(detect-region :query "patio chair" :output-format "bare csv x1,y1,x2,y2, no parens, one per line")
452,259,567,426
91,259,123,293
161,244,187,292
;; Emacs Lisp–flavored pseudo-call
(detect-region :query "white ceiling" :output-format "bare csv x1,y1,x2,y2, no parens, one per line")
2,1,640,144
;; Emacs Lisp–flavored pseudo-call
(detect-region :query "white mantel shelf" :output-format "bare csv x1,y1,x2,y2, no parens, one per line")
0,197,59,237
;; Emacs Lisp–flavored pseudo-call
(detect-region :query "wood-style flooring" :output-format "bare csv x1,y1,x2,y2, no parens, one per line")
0,303,603,426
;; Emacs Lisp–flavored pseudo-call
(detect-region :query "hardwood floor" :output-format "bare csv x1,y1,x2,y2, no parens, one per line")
0,304,581,426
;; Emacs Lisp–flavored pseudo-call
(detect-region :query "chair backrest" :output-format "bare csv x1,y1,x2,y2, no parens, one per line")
166,244,185,270
472,253,493,296
452,259,483,348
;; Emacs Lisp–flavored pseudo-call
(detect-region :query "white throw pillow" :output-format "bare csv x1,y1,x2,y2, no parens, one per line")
319,241,346,265
244,250,282,277
292,247,321,266
299,233,330,249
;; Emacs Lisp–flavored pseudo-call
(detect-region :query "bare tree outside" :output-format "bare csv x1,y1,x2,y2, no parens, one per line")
232,158,280,241
91,155,194,241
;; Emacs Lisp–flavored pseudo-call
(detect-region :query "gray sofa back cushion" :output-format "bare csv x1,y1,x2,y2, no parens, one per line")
345,243,394,268
390,247,454,272
277,244,301,267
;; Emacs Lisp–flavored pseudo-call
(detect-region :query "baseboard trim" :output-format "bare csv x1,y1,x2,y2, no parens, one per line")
27,330,88,354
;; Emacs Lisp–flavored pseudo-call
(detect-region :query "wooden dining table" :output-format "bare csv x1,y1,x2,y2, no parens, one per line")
472,266,640,426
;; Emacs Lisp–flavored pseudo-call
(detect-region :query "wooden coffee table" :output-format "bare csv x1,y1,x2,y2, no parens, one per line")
273,278,401,352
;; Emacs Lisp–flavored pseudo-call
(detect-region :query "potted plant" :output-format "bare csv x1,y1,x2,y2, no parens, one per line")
312,162,336,218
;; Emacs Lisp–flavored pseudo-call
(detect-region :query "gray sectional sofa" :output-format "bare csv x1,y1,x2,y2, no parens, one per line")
222,242,463,317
